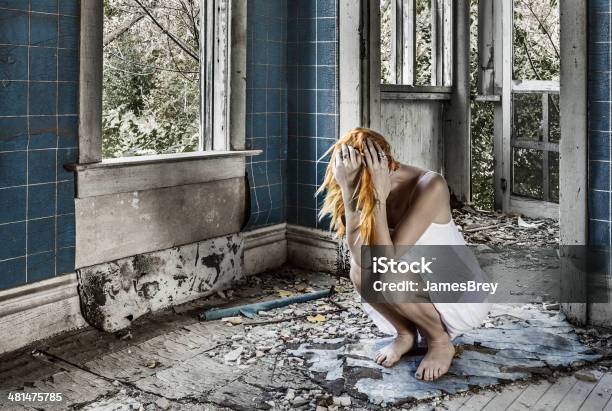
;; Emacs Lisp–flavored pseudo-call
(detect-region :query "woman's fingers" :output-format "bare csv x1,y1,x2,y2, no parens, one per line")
363,141,374,168
365,140,379,169
341,144,350,165
349,146,361,168
374,141,388,169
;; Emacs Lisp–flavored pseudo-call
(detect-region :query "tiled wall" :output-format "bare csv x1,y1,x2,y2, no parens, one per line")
245,0,288,228
588,0,612,246
245,0,339,230
286,0,338,229
0,0,79,289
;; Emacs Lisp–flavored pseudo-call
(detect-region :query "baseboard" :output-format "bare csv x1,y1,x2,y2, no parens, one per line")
243,223,287,275
0,274,86,355
286,224,347,274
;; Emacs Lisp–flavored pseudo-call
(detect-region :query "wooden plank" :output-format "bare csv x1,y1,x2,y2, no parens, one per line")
507,380,552,411
559,0,588,324
381,92,451,101
580,373,612,411
431,0,440,86
75,178,245,268
510,195,559,220
339,0,363,132
557,378,599,411
458,390,496,410
380,84,452,93
443,0,470,202
75,156,245,198
442,0,453,87
229,0,247,150
402,0,416,85
532,375,577,410
512,80,560,93
213,0,231,150
389,0,398,84
542,93,550,202
510,139,559,152
477,0,495,95
439,394,470,411
78,0,104,163
482,385,525,411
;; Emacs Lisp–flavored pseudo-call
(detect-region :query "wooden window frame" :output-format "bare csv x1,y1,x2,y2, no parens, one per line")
385,0,453,88
78,0,247,165
75,0,253,196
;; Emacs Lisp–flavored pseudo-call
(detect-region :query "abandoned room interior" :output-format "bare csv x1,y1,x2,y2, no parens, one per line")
1,0,612,409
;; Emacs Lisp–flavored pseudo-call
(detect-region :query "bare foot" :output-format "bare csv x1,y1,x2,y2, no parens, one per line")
373,333,416,367
415,340,455,381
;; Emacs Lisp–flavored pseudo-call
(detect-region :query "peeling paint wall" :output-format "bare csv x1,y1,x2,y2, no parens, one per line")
77,234,244,332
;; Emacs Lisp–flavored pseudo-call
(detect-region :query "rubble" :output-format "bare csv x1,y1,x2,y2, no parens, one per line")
452,205,558,247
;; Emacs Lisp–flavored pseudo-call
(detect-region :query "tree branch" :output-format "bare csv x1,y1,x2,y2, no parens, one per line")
131,0,199,61
520,0,560,60
104,13,145,47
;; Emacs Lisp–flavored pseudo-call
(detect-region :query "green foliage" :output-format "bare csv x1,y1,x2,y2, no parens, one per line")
102,0,200,158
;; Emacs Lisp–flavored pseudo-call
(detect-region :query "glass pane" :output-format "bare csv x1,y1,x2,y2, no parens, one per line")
380,0,394,84
513,0,560,81
549,151,559,203
512,148,543,200
548,94,560,143
415,0,432,86
103,0,201,158
471,101,495,210
513,93,542,140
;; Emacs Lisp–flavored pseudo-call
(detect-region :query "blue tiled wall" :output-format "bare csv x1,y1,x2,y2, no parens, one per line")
589,0,612,246
286,0,338,229
245,0,339,230
0,1,79,289
245,0,288,228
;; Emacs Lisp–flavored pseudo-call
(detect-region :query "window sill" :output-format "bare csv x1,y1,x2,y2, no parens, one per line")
66,150,261,172
67,150,261,198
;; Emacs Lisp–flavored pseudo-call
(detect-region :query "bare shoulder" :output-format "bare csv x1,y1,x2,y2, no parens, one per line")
418,172,449,201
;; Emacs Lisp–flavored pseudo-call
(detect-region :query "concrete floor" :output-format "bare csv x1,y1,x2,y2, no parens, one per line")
0,259,609,410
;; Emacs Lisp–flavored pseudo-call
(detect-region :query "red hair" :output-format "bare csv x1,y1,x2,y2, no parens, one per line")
316,128,399,245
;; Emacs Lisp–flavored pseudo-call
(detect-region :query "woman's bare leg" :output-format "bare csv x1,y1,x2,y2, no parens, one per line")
350,264,417,367
389,302,455,381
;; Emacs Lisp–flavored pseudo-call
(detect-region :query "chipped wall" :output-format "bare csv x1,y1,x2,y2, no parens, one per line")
78,234,244,332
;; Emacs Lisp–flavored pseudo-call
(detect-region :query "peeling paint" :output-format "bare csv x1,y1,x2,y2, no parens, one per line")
77,233,245,332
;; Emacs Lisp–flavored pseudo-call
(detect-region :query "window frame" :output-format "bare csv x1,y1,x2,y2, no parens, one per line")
78,0,246,165
381,0,453,89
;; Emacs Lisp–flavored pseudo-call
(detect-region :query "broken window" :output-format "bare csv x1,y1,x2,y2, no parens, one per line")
102,0,211,158
510,0,560,204
380,0,452,86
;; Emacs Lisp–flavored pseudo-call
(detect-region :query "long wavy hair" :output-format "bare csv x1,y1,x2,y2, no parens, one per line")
316,128,400,245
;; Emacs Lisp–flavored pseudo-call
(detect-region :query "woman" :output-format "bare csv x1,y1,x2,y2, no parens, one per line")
316,128,489,381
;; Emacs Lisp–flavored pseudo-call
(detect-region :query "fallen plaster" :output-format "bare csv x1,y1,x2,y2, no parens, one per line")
288,304,601,406
77,234,244,332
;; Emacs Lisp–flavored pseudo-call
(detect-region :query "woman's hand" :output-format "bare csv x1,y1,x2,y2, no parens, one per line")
364,140,391,203
333,144,362,192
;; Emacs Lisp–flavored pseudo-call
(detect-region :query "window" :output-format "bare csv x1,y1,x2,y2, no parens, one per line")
510,0,560,203
101,0,228,158
380,0,452,86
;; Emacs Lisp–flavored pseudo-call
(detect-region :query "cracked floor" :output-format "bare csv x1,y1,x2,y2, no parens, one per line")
0,259,611,410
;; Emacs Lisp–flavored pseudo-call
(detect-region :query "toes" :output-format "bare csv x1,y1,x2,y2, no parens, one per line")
415,365,424,380
433,368,440,380
426,368,433,381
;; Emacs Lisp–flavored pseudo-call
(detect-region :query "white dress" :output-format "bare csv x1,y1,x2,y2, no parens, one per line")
362,218,491,340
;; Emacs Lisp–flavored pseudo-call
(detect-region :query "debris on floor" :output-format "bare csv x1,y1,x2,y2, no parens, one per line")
288,303,601,406
452,205,559,247
1,266,610,410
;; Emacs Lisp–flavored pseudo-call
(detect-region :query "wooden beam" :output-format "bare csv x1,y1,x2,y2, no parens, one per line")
477,0,495,95
443,0,470,201
78,0,104,163
229,0,247,150
559,0,588,325
339,0,363,132
401,0,416,85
